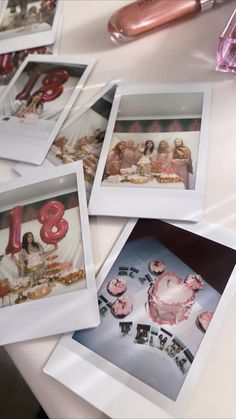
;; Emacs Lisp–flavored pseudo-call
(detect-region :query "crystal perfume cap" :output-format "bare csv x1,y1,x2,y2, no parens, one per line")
216,8,236,73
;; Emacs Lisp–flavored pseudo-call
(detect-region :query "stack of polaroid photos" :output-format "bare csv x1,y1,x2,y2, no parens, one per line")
0,3,235,419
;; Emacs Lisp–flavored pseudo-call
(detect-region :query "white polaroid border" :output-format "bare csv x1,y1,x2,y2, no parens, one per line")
0,161,99,345
14,79,121,203
44,218,236,418
89,83,211,221
0,53,96,164
0,0,63,54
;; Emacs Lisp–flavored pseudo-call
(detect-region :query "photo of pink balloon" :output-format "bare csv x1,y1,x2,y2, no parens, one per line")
5,206,22,254
38,200,69,245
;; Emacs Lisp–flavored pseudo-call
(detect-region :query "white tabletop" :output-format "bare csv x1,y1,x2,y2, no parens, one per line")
3,1,236,418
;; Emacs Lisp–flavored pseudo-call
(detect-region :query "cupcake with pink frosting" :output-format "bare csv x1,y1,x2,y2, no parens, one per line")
196,311,214,333
111,296,133,319
149,260,166,276
184,274,204,292
107,278,127,297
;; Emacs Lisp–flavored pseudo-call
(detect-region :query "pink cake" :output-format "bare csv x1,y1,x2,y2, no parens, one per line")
196,311,213,333
184,274,204,292
146,272,195,325
111,296,133,319
107,279,127,297
148,260,166,275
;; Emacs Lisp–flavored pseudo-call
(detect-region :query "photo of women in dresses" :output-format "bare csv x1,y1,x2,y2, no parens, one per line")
102,118,201,190
0,0,57,36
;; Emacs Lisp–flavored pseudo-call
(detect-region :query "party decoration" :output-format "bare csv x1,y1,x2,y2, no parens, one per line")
41,68,69,101
16,65,41,101
5,206,22,254
38,200,69,244
0,53,13,75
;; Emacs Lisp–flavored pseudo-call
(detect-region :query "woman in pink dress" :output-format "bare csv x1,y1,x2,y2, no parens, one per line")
155,140,173,170
120,139,140,169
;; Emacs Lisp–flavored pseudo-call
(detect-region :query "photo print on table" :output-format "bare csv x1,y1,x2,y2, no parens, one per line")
0,44,53,90
44,217,236,418
134,323,151,345
89,83,211,220
0,161,99,345
165,337,186,358
14,80,120,202
0,0,62,54
0,54,96,164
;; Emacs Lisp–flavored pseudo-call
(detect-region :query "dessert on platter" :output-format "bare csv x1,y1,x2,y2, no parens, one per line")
146,272,195,325
184,274,204,292
28,284,52,300
148,260,166,276
111,296,133,319
156,173,182,183
107,278,127,297
10,277,30,292
196,311,214,333
129,175,149,184
57,268,85,285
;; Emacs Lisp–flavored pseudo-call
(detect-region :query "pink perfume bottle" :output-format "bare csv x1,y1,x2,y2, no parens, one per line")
216,8,236,73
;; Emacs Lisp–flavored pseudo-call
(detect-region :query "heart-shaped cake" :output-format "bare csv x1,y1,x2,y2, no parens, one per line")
146,272,195,325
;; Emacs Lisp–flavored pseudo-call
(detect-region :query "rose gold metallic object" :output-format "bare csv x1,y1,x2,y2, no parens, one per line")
108,0,229,43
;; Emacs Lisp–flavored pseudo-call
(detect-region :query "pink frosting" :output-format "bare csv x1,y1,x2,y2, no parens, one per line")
149,260,166,275
146,272,195,325
197,311,214,332
107,279,127,296
185,274,204,291
111,296,133,318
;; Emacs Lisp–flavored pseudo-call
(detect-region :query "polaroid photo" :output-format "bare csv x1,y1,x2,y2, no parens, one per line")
156,328,173,353
0,54,96,164
0,6,62,93
149,325,159,348
0,161,99,345
0,0,63,54
165,337,186,359
14,80,120,202
89,83,211,221
119,321,134,339
44,218,236,418
173,349,194,376
0,44,55,95
134,323,151,345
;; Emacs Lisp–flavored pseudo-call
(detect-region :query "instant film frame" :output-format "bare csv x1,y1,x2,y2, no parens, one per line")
0,54,96,164
0,161,99,345
0,0,63,54
89,83,211,221
14,80,121,202
44,219,236,418
0,11,62,95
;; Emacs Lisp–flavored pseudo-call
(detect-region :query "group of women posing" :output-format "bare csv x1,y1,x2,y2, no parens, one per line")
105,138,193,189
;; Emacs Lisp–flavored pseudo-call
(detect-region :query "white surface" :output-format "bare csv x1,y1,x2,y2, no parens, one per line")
3,0,236,418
